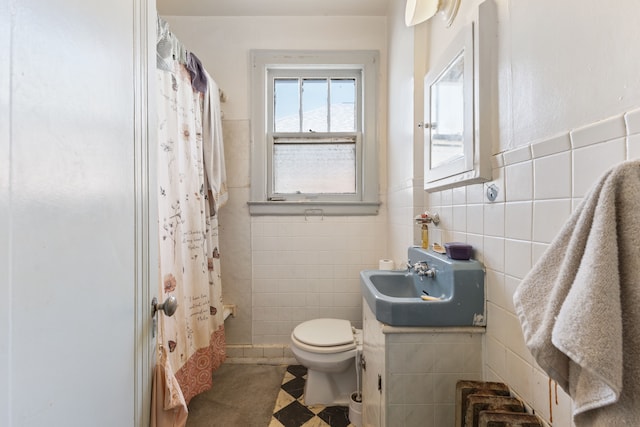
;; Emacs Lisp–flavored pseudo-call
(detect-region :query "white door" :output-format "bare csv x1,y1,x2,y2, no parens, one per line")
0,1,157,426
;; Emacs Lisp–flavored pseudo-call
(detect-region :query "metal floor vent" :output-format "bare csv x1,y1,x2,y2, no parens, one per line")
456,380,543,427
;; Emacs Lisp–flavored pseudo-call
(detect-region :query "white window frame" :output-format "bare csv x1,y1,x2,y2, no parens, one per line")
249,50,380,216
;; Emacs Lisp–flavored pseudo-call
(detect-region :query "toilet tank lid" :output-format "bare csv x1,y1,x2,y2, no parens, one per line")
293,318,354,347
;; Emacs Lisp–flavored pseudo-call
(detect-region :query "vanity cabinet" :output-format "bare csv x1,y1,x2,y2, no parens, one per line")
362,298,386,426
361,300,484,426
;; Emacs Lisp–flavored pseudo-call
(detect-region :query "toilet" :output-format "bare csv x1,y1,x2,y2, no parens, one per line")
290,318,363,406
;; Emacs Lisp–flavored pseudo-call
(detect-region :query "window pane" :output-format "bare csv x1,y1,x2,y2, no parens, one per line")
273,143,356,194
302,79,328,133
274,79,300,132
330,78,356,132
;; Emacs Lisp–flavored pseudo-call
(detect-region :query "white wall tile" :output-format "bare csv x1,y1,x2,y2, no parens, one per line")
531,242,549,265
452,205,467,232
434,404,455,427
451,231,466,243
389,358,428,393
624,108,640,135
534,151,571,199
466,233,484,262
531,133,571,158
486,268,506,308
503,145,532,165
434,373,473,404
433,341,482,373
394,373,435,404
427,190,441,208
505,201,532,240
483,237,505,272
436,205,453,230
253,306,280,321
466,204,484,235
627,133,640,160
485,336,507,377
506,351,533,404
503,275,520,314
570,114,626,148
531,368,552,423
486,303,508,348
504,311,532,364
484,367,503,384
532,199,572,243
505,160,533,201
466,183,485,204
225,345,245,358
440,188,453,205
554,383,576,427
452,186,466,205
504,239,531,279
571,197,583,213
250,213,384,344
572,137,626,197
263,345,285,358
483,202,504,237
492,153,505,169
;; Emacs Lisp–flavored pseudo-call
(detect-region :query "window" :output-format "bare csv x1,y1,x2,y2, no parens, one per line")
249,51,380,216
271,72,358,195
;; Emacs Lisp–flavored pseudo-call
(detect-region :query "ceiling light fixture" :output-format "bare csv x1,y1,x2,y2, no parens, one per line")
405,0,461,27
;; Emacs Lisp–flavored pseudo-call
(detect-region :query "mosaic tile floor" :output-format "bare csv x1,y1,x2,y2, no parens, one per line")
269,365,355,427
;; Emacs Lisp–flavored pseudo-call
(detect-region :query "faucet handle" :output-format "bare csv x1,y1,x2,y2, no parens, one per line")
414,261,436,277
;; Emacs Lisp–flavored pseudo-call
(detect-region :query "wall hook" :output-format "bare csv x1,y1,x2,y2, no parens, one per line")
486,184,499,202
304,208,324,221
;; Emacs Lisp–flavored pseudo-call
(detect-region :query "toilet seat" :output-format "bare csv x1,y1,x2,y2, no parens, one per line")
292,318,356,354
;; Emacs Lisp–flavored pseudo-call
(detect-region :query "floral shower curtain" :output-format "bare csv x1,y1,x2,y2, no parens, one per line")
152,27,227,424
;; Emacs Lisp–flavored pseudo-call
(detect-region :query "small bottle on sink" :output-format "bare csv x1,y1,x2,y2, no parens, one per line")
421,224,429,249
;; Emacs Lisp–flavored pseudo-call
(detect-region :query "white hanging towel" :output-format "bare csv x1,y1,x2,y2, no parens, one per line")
513,160,640,426
202,70,228,211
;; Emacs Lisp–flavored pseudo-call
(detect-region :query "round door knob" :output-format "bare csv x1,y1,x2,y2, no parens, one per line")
152,295,178,317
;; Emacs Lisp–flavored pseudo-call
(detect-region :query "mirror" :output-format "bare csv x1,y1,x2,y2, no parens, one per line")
429,51,465,169
424,22,492,191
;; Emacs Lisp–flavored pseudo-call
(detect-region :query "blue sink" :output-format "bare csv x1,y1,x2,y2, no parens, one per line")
360,247,485,327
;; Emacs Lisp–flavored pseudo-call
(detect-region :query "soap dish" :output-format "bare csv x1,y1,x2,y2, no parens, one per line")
432,243,446,254
444,242,472,260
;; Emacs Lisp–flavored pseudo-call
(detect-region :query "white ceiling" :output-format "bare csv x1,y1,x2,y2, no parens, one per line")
156,0,389,17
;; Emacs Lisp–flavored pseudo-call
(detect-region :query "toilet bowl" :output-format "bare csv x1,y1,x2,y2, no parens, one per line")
290,318,363,406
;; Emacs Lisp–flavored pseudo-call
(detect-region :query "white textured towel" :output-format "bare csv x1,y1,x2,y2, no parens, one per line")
202,71,228,211
513,160,640,426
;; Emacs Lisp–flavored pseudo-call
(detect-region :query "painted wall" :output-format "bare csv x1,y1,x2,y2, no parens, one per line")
162,16,389,354
386,0,423,267
387,0,640,425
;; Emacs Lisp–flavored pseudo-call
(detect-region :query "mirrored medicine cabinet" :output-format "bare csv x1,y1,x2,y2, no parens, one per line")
423,20,492,192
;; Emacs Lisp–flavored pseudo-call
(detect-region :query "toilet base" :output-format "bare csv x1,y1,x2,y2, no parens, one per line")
303,363,356,406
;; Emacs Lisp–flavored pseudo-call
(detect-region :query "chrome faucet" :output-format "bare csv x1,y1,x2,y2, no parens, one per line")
408,260,435,277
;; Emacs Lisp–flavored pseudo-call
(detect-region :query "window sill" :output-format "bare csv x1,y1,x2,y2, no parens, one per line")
247,200,380,216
